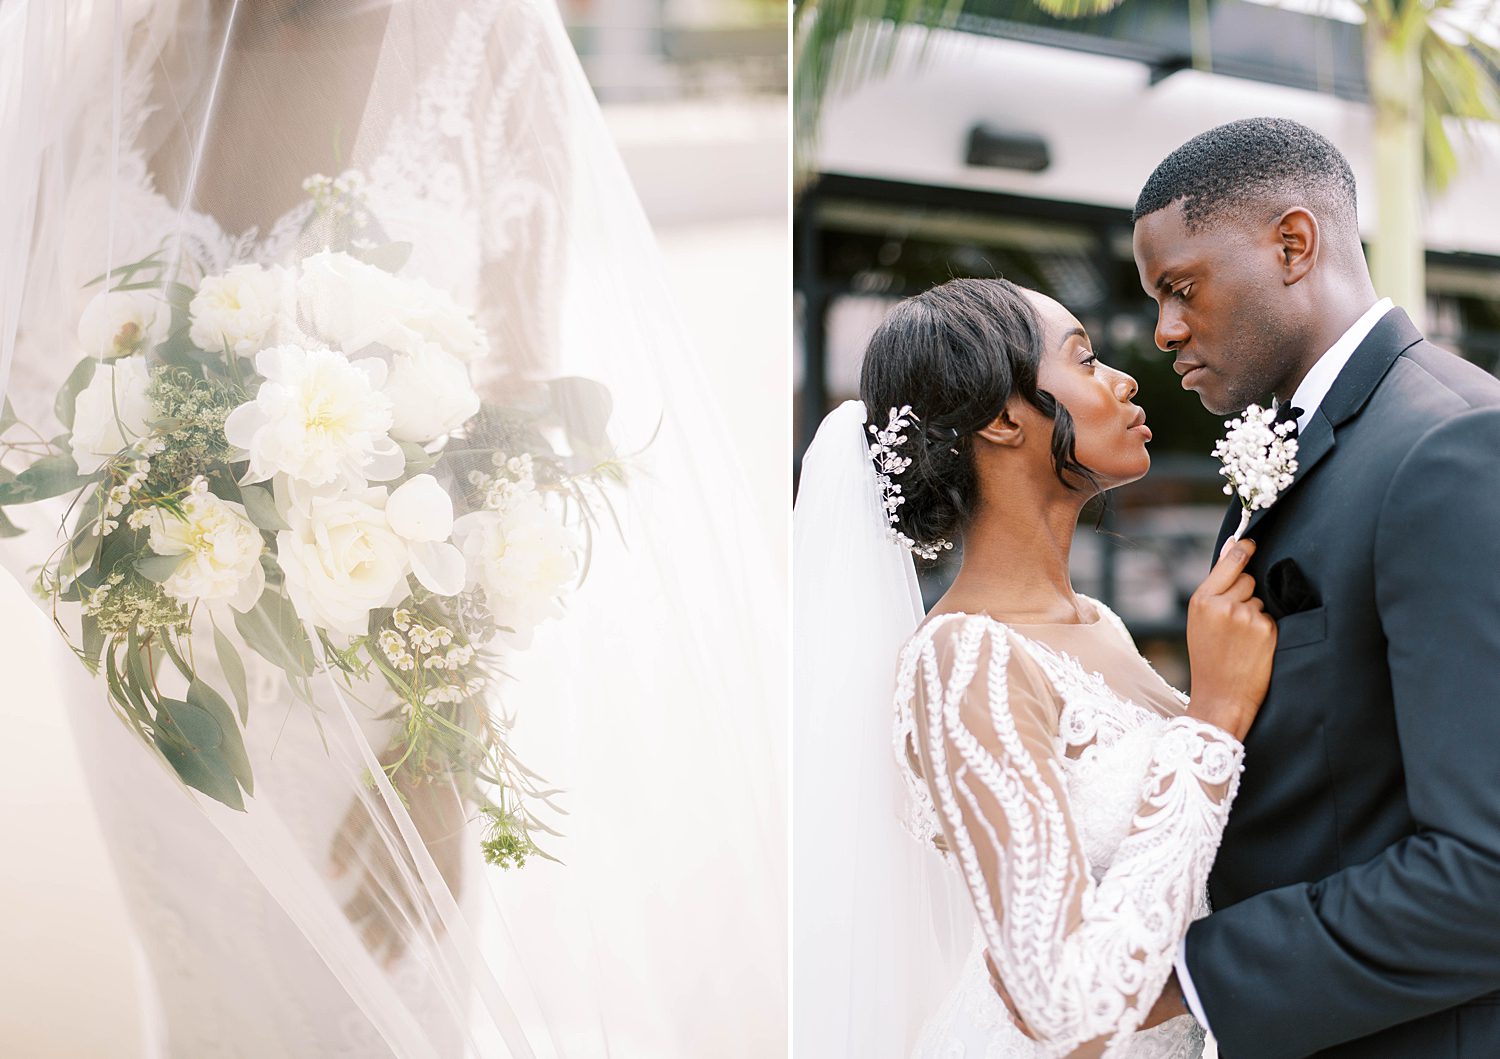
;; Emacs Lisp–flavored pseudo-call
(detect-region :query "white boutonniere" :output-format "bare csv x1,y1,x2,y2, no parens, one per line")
1213,403,1299,540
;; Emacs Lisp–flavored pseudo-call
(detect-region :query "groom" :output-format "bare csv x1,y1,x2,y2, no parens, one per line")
1132,117,1500,1059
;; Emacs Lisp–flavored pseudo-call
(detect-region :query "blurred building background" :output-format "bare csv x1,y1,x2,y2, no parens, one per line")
795,0,1500,686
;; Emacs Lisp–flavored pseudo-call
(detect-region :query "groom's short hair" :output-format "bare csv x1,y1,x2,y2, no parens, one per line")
1133,117,1359,238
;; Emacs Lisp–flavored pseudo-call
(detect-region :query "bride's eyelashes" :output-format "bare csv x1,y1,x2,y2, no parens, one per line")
1081,351,1099,372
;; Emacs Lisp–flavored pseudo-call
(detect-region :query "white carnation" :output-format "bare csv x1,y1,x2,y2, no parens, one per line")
78,290,169,360
148,490,265,611
223,346,404,489
189,263,284,355
298,250,488,362
69,355,153,475
276,487,412,636
385,343,481,443
452,490,579,644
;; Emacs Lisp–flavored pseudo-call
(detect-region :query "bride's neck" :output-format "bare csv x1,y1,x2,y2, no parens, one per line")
941,485,1092,624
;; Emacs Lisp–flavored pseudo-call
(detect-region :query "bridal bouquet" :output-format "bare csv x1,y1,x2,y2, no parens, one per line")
0,174,625,868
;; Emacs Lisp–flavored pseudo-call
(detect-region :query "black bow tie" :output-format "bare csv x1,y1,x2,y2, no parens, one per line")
1273,403,1305,438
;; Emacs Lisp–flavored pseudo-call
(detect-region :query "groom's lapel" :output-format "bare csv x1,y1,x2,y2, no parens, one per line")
1238,307,1423,541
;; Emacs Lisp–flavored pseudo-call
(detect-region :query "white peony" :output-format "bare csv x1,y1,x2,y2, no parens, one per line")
453,490,579,643
399,277,489,362
70,355,153,475
297,250,401,355
189,263,284,355
223,346,404,489
384,343,481,443
297,250,488,362
276,487,413,636
78,290,169,360
148,486,265,611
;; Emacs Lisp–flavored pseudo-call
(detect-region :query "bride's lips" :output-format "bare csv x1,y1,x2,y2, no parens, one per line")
1127,407,1151,441
1174,358,1207,390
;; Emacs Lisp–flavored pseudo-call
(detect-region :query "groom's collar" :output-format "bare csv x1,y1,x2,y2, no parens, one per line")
1281,297,1392,435
1312,304,1423,432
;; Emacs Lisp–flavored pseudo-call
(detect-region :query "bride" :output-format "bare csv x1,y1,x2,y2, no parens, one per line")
794,277,1276,1057
0,1,784,1055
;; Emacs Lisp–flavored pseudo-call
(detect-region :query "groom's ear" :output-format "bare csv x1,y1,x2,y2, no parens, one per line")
976,406,1025,448
1275,207,1319,286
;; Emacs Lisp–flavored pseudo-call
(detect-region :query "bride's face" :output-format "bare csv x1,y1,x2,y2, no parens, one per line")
1024,291,1152,492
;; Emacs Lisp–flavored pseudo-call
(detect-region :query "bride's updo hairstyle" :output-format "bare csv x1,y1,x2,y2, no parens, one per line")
859,277,1097,554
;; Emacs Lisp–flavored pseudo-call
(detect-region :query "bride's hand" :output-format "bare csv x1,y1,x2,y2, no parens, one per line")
328,764,469,968
1186,538,1276,742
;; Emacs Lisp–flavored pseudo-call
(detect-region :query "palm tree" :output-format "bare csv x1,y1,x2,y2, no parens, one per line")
1364,0,1499,324
794,0,1500,325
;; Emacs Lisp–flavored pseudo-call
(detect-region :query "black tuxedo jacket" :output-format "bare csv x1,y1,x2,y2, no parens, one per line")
1185,308,1500,1058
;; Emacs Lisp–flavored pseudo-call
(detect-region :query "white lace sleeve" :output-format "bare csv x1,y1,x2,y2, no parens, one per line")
908,614,1244,1055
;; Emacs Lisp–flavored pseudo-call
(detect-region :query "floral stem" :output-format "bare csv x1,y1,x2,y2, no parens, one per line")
1232,507,1252,542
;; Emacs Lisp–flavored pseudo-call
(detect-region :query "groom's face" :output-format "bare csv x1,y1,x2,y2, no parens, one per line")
1132,201,1297,415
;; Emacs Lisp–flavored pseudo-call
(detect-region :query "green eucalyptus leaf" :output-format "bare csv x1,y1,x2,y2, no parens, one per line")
62,526,102,576
0,399,17,436
239,484,289,532
0,454,89,505
234,589,315,677
187,678,253,794
0,507,23,538
213,624,251,726
159,696,222,750
165,282,197,313
54,358,98,431
397,441,438,475
548,377,615,457
135,552,186,583
81,615,105,672
154,721,245,811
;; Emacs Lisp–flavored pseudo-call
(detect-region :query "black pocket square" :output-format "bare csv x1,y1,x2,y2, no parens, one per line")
1266,557,1321,619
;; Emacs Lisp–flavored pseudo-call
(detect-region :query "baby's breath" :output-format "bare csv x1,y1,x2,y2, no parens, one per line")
1212,403,1300,540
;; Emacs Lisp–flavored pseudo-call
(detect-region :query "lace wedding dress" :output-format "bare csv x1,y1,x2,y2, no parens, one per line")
898,601,1244,1058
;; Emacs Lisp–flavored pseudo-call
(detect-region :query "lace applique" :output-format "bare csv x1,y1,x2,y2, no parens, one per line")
912,931,1208,1059
896,613,1243,1056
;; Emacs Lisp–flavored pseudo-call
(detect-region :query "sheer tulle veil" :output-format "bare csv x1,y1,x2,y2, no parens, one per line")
792,399,971,1057
0,1,785,1055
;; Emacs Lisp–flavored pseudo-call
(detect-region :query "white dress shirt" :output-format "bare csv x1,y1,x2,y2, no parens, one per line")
1283,297,1395,433
1173,295,1395,1038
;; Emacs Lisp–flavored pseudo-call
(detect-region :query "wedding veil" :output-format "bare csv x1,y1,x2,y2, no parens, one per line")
792,399,971,1057
0,1,784,1055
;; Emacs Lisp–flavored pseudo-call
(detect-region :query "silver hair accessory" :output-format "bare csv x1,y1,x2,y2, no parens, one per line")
867,405,955,561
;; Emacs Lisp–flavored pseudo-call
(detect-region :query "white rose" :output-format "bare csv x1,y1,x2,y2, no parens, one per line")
384,343,481,443
452,491,579,643
78,290,169,359
298,250,488,362
223,346,404,489
69,355,153,475
276,487,412,636
189,263,284,355
148,489,265,611
387,474,465,596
